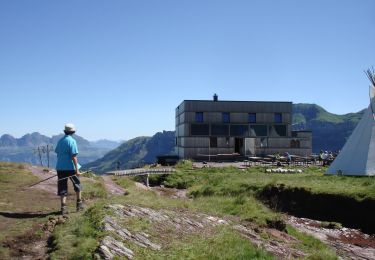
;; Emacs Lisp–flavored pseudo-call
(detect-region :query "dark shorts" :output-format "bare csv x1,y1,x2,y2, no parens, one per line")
57,170,81,196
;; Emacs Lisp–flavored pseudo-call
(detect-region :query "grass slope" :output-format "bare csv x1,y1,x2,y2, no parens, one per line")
1,162,346,259
0,162,107,259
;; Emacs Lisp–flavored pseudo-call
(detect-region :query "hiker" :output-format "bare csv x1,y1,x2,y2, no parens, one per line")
284,152,292,165
274,153,282,166
321,151,329,166
319,150,324,165
55,123,83,215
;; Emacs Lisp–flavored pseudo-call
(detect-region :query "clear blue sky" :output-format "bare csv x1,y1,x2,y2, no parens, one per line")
1,0,374,141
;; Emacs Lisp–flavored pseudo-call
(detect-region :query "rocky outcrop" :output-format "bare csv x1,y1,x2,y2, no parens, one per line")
104,215,161,250
98,204,307,259
287,216,375,260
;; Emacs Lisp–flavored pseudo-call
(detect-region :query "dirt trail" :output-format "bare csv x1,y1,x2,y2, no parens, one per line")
27,165,57,194
1,166,63,259
3,216,67,260
102,175,126,195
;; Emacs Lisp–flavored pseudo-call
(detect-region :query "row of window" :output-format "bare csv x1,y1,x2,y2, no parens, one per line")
191,124,287,137
182,137,301,148
195,112,283,123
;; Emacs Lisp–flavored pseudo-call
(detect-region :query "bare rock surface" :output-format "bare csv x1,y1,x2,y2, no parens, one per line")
99,236,134,259
152,187,188,199
134,181,149,190
104,215,161,250
99,204,306,259
287,216,375,260
234,224,306,259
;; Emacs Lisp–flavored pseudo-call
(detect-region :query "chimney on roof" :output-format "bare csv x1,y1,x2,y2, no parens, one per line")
213,93,218,102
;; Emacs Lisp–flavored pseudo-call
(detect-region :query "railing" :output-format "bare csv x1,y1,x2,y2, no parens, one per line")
106,168,176,177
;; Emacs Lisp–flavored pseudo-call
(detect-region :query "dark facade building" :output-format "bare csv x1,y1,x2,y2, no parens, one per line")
175,95,312,159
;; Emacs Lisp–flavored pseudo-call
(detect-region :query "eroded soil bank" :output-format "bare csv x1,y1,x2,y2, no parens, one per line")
259,185,375,234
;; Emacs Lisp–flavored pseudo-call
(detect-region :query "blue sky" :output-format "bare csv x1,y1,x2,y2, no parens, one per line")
0,0,374,140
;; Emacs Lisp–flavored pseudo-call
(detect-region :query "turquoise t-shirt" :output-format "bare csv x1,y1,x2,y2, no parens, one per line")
55,135,82,171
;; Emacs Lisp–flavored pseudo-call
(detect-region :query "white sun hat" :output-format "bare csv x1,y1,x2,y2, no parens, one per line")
64,123,76,132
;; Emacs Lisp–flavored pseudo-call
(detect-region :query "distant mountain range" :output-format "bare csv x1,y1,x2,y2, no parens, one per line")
0,132,122,166
83,131,175,173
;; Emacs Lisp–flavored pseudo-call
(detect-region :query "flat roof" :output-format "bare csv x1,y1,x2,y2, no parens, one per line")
182,100,292,103
177,100,293,108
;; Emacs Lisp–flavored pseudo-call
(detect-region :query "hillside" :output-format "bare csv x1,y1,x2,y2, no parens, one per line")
0,132,115,166
83,131,175,173
292,104,364,152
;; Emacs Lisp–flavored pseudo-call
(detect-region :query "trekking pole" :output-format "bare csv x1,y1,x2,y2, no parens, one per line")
28,174,57,188
27,171,93,188
56,171,93,181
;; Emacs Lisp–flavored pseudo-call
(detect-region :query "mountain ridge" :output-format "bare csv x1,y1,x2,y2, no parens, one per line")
292,103,364,152
83,131,175,173
0,133,117,166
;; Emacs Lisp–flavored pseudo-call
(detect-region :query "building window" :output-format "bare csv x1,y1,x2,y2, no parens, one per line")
222,112,230,123
250,125,268,136
191,124,209,136
230,125,248,136
269,125,287,137
274,113,282,123
211,124,229,136
195,112,203,122
210,137,217,148
248,113,256,123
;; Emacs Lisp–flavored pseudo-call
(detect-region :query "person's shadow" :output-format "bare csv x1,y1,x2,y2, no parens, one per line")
0,211,60,219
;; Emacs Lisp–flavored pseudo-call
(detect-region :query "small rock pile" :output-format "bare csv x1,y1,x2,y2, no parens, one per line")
266,168,303,173
43,216,68,232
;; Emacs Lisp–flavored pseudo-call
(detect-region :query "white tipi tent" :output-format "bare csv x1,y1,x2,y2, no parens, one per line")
326,69,375,176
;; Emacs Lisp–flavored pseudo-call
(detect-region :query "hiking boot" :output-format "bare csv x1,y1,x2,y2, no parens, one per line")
76,200,84,212
61,204,68,215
